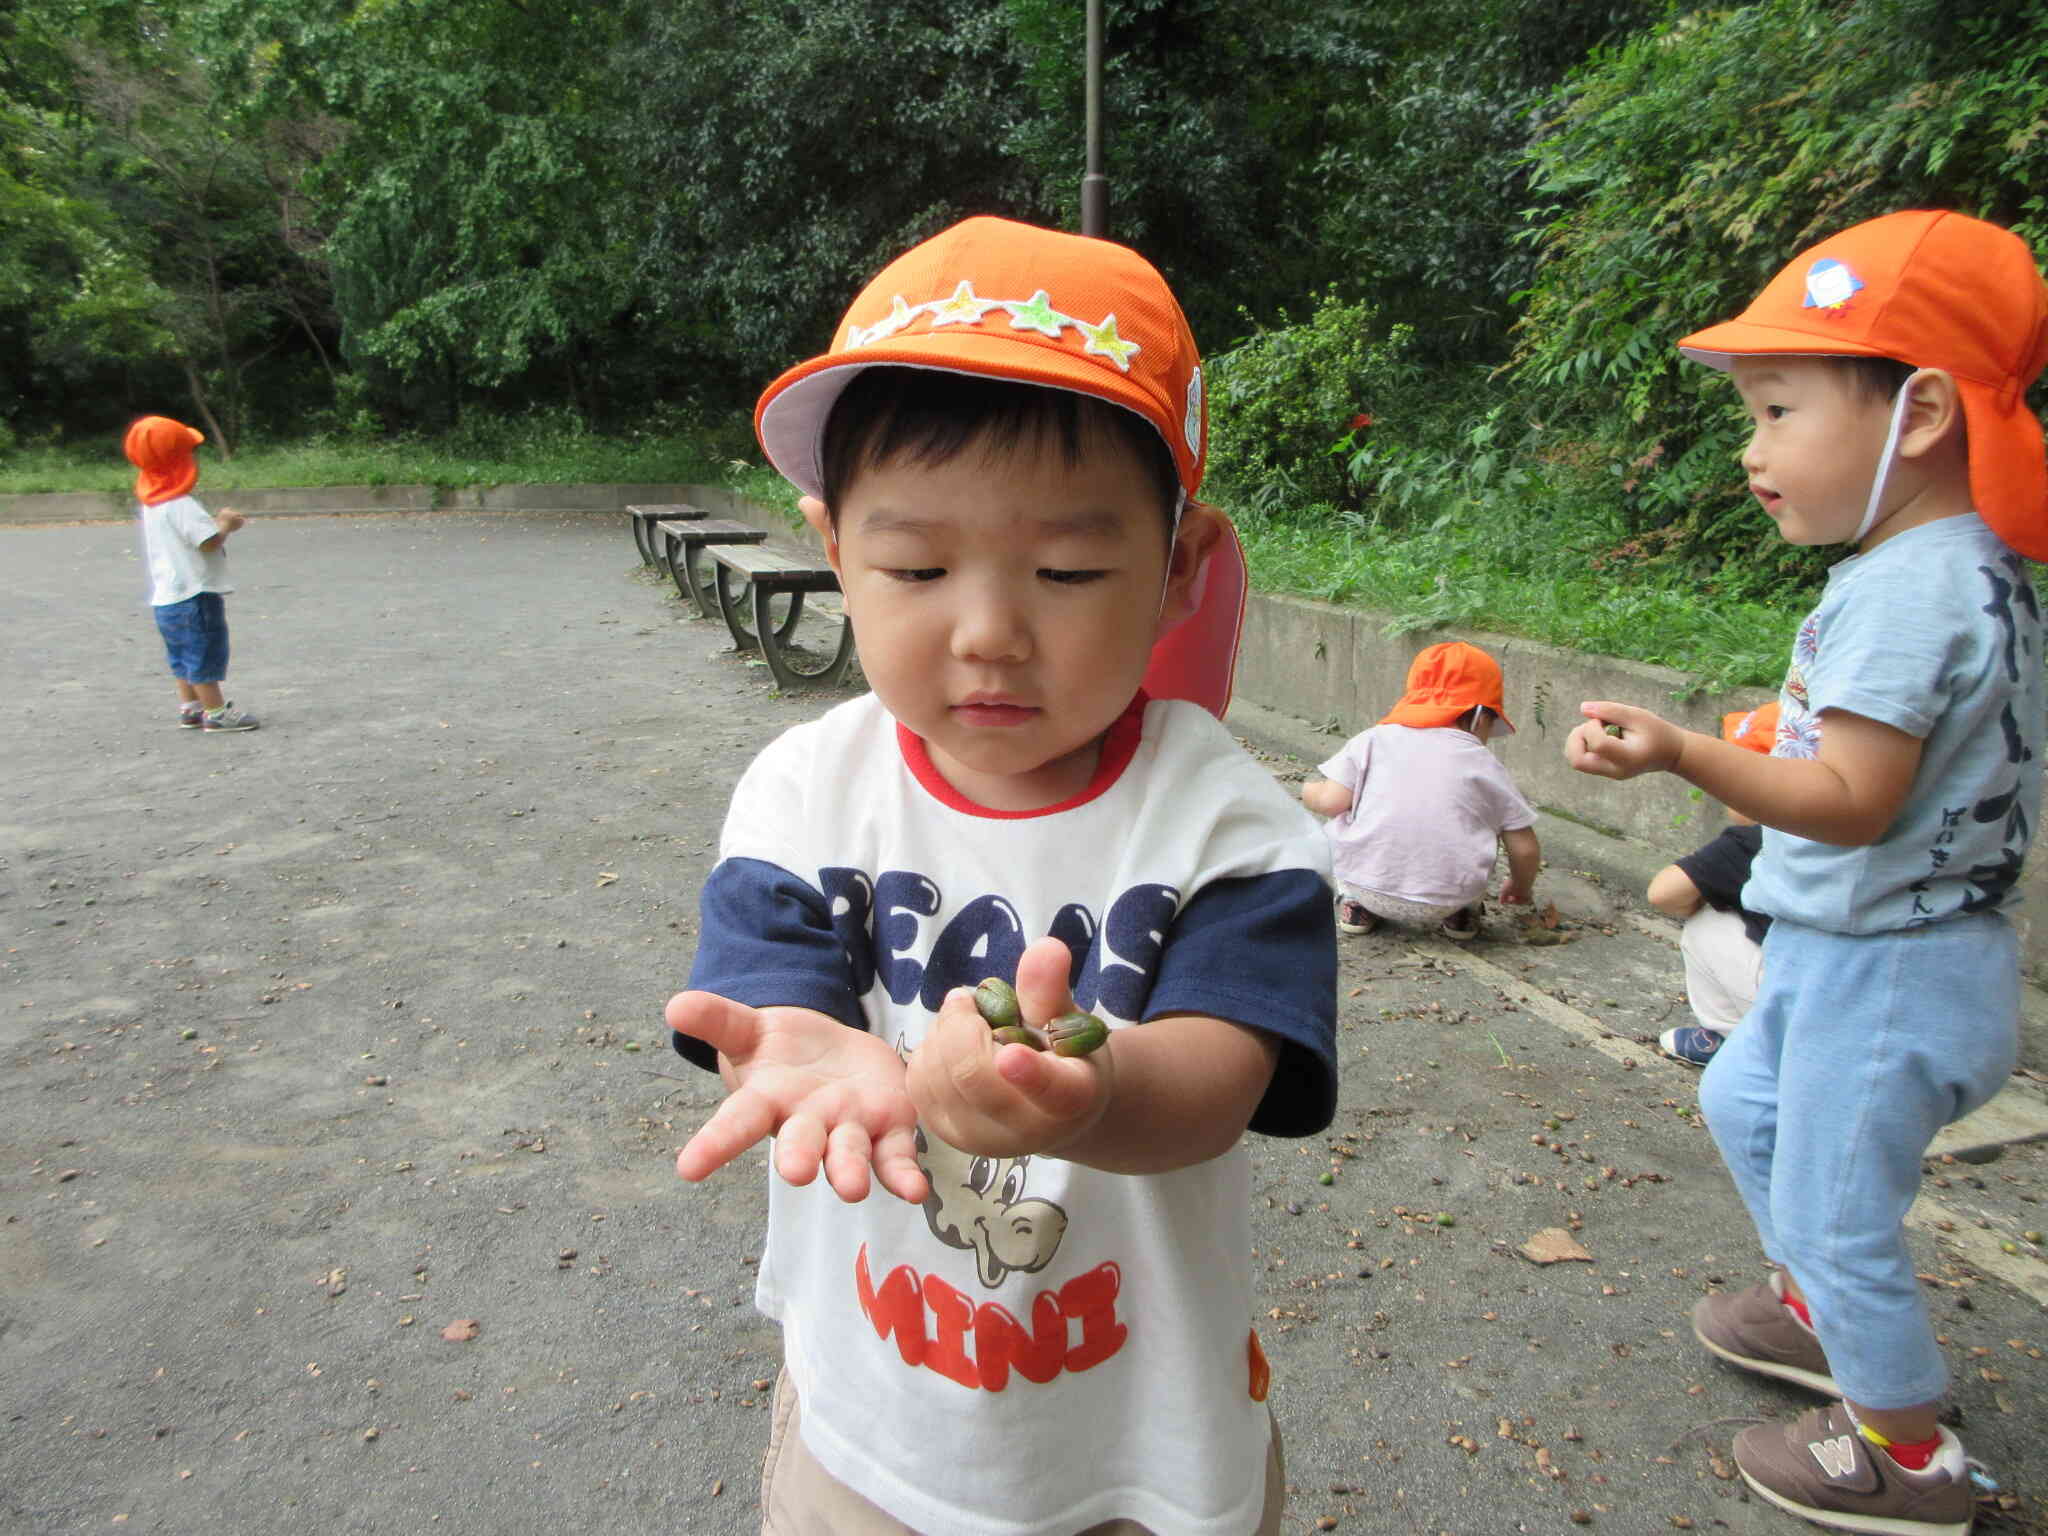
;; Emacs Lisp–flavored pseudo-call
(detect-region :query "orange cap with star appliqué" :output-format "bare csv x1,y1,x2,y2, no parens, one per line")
753,216,1244,718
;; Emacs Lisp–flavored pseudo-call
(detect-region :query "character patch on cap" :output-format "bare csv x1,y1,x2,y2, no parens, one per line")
842,281,1143,374
1184,365,1204,455
1802,258,1864,313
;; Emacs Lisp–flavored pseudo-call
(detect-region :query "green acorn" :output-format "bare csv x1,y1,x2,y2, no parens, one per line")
1045,1011,1110,1058
974,977,1023,1031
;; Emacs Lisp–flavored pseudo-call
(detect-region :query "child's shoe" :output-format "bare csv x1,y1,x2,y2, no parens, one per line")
1692,1270,1839,1396
1659,1025,1726,1067
1440,903,1481,941
178,702,204,729
1733,1402,1972,1536
202,703,260,732
1336,900,1379,936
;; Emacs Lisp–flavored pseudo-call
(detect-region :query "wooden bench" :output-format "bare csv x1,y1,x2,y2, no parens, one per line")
705,543,858,691
657,518,768,617
626,502,703,567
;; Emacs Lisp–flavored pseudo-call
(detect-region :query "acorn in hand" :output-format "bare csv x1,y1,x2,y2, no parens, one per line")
973,977,1109,1058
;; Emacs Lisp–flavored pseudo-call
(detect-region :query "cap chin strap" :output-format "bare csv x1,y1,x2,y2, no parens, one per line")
1854,379,1915,544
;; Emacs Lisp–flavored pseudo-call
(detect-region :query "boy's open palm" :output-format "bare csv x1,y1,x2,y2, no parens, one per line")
666,991,928,1206
908,937,1113,1159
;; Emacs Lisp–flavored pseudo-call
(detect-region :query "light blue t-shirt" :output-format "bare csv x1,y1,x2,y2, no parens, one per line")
1744,514,2044,935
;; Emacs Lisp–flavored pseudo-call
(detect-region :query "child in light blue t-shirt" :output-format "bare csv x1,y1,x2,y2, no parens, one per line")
1568,211,2047,1535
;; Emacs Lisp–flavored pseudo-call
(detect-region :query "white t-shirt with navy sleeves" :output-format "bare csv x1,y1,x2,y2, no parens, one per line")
679,690,1336,1536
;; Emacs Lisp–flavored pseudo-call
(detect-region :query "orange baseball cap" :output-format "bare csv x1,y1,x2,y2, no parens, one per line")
122,415,205,506
1380,641,1514,733
754,215,1247,718
1676,209,2048,560
1721,700,1780,755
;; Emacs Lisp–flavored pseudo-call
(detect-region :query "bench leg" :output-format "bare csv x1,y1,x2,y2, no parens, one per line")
714,565,804,649
758,590,857,691
666,534,716,617
632,517,657,566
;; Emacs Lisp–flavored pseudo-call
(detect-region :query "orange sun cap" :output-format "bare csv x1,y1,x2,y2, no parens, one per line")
755,215,1205,501
1675,209,2048,560
1380,641,1514,734
1721,700,1780,755
754,215,1248,719
122,415,206,506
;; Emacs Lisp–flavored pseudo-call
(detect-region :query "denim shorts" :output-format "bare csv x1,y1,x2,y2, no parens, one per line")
154,592,230,683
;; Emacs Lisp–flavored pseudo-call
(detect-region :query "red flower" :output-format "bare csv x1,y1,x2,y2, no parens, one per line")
1349,413,1374,431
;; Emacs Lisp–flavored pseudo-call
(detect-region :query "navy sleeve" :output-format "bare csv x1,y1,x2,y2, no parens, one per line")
1675,825,1762,913
1143,868,1338,1138
672,856,866,1072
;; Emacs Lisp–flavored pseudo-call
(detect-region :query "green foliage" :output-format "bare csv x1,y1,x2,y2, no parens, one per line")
1310,0,1660,358
1512,0,2048,575
1203,291,1418,514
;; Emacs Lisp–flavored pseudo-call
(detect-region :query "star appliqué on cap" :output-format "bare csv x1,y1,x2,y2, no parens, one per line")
1076,313,1140,372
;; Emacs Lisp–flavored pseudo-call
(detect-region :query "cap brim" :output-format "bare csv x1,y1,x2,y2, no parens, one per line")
1676,319,1899,372
1958,377,2048,561
757,334,1177,501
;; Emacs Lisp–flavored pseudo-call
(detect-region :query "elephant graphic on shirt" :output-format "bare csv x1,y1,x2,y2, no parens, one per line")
914,1125,1069,1289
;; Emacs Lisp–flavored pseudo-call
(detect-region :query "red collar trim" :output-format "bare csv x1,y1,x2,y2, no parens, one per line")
897,693,1149,819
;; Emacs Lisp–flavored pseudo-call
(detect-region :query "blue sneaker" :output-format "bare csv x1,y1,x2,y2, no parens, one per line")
1659,1025,1725,1067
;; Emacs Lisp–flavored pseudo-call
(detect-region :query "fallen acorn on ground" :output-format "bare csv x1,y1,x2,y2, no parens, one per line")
973,977,1110,1057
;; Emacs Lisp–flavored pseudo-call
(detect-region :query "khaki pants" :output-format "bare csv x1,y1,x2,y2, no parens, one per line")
761,1369,1286,1536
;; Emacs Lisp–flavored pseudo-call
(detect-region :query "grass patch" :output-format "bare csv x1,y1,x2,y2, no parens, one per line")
1229,494,1803,694
0,430,731,496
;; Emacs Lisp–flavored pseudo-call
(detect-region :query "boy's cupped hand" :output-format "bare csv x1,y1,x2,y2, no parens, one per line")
1565,701,1683,780
908,936,1113,1161
665,992,929,1206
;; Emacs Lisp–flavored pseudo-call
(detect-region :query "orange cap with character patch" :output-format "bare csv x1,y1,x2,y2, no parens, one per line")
1721,700,1780,756
1676,209,2048,560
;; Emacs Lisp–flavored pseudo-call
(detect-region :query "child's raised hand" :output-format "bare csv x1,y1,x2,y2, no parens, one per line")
907,936,1113,1159
1566,701,1683,781
666,991,927,1205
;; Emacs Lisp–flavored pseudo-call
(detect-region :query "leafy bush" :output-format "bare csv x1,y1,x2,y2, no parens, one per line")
1203,291,1419,514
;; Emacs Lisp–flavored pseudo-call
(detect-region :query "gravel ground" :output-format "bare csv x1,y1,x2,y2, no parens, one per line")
3,511,2044,1536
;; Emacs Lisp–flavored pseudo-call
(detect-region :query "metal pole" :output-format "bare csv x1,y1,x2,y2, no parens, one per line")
1081,0,1108,237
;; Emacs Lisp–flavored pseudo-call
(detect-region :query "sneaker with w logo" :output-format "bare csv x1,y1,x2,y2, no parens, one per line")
1734,1402,1972,1535
1692,1270,1838,1396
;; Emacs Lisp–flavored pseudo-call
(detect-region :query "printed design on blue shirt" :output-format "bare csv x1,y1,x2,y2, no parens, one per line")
1906,555,2041,918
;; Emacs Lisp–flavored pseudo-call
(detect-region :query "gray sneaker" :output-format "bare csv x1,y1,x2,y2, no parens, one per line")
1692,1272,1839,1396
1734,1402,1973,1536
202,702,260,732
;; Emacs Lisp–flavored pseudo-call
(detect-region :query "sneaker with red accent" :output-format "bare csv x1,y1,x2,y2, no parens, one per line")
1336,900,1379,936
1734,1402,1973,1536
1692,1270,1839,1396
178,702,204,729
